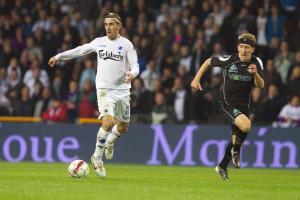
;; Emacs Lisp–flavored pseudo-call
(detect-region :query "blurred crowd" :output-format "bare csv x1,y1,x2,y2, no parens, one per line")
1,0,300,127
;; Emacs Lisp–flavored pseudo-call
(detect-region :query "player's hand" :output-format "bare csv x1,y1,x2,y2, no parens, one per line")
248,64,257,75
190,79,202,91
48,56,58,67
125,72,134,83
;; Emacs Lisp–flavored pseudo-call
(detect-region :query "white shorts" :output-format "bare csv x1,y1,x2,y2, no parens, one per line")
97,88,130,123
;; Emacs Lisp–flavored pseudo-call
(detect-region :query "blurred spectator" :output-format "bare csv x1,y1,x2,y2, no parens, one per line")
266,37,280,60
79,58,96,90
274,41,294,83
32,10,51,32
12,27,26,56
140,59,160,92
6,58,22,82
71,11,89,37
220,2,235,52
161,67,174,90
284,66,300,97
1,40,16,67
169,0,181,17
156,3,170,29
274,95,300,127
131,78,153,123
42,98,68,123
259,84,286,123
287,20,300,52
52,71,64,99
266,5,285,42
205,73,223,122
14,85,33,116
7,68,21,90
190,38,207,76
78,79,96,118
65,80,78,122
0,67,9,98
31,79,43,106
179,45,192,73
209,3,225,26
151,92,173,124
22,14,33,38
232,7,256,36
23,59,49,97
263,59,282,94
177,64,190,88
24,36,43,62
256,7,268,60
294,51,300,66
34,87,53,117
0,67,10,115
249,87,263,122
170,77,192,122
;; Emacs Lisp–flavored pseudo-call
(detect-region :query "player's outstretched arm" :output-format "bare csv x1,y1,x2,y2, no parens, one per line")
191,58,212,91
48,42,95,67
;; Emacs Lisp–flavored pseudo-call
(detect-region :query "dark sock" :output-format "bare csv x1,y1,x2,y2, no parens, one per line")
219,142,233,170
232,129,248,152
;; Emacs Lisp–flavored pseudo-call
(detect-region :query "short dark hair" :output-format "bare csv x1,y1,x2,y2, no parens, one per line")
104,12,122,25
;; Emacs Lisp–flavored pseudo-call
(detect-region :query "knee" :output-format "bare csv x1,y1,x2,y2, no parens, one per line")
102,117,115,131
117,124,128,134
240,120,251,133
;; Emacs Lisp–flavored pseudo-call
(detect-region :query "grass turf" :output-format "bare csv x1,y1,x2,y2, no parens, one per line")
0,162,299,200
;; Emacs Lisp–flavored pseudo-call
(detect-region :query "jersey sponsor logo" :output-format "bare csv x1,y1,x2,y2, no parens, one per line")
218,55,231,61
228,73,252,81
98,50,124,61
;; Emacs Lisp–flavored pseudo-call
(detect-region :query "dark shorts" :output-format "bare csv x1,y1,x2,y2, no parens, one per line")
219,101,249,124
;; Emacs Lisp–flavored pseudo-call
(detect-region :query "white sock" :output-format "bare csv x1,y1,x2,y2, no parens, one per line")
93,127,110,160
107,125,122,144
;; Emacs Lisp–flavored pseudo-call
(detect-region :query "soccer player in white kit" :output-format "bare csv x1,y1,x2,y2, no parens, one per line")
48,13,139,177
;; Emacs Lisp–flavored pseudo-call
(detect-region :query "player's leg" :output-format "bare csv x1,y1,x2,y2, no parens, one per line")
231,114,251,168
91,89,116,177
105,93,130,160
216,124,236,179
105,120,129,160
93,115,115,160
216,103,236,179
91,115,114,177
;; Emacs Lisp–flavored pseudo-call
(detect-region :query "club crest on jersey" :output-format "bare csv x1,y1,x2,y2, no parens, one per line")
218,55,231,61
229,64,238,73
98,50,124,61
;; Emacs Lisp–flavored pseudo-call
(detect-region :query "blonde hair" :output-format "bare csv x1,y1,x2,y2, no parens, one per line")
104,12,122,25
238,33,256,46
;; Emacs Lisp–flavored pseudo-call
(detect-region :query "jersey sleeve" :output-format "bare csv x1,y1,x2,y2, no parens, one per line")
55,39,96,60
255,56,264,77
127,42,139,78
210,55,232,68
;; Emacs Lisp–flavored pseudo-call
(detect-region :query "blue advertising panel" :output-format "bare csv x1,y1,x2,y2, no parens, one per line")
0,123,299,168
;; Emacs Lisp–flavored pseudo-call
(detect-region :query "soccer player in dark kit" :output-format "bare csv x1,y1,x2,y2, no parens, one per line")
191,33,264,180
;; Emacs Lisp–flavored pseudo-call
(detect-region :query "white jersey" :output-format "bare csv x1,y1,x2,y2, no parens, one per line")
55,36,139,89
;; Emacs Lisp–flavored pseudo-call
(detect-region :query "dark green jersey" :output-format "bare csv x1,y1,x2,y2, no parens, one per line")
211,54,264,107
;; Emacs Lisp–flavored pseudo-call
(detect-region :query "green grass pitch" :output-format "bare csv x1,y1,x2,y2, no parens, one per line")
0,162,299,200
